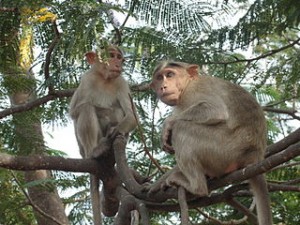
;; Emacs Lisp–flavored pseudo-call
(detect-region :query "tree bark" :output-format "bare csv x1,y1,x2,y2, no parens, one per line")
10,89,70,225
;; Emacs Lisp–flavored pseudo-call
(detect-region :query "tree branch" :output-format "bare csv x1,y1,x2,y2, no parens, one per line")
0,153,114,180
0,89,74,119
208,141,300,191
207,37,300,65
0,82,146,119
266,127,300,157
263,106,300,120
0,7,18,12
0,131,299,212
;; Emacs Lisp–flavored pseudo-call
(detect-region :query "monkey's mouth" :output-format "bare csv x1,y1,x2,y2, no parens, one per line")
110,69,121,73
161,92,174,97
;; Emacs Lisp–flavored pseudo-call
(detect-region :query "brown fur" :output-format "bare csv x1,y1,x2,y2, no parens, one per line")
69,47,137,224
151,60,272,225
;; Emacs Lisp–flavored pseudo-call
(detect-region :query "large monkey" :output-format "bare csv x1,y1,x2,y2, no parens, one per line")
150,61,272,225
69,46,137,225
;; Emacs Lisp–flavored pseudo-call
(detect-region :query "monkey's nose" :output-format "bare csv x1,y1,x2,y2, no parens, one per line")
160,86,166,91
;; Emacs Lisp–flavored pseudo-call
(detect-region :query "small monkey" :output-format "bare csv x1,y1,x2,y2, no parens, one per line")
150,61,272,225
69,46,137,224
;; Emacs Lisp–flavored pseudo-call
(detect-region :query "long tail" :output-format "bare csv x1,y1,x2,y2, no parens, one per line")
249,174,272,225
90,174,102,225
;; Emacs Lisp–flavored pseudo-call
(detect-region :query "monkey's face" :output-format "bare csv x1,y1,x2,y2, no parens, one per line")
105,48,124,79
151,67,190,106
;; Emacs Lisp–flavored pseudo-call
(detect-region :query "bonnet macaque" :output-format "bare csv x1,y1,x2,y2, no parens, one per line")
150,61,272,225
69,46,137,224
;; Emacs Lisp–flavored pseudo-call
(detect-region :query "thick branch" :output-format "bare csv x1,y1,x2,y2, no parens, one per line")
146,184,249,212
0,82,145,119
0,89,74,119
0,7,18,12
263,106,300,120
0,153,114,180
266,127,300,157
0,133,299,212
144,140,300,201
209,141,300,191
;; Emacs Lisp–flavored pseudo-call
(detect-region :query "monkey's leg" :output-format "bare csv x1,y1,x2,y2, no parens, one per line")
166,165,208,197
146,166,181,195
249,174,272,225
90,174,102,225
178,186,191,225
76,107,100,158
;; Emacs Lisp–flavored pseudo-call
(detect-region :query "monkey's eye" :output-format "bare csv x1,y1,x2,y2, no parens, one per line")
165,71,175,78
116,53,123,60
109,52,116,58
109,52,123,60
156,74,164,81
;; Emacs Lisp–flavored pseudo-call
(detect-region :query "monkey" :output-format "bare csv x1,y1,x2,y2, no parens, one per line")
149,60,272,225
69,46,137,224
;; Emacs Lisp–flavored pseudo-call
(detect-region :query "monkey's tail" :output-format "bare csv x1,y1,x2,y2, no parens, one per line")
249,174,273,225
90,174,102,225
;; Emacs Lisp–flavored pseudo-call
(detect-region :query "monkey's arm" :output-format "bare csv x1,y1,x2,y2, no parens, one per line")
116,92,138,134
162,96,229,152
177,95,229,125
69,90,80,119
69,73,94,119
162,117,175,153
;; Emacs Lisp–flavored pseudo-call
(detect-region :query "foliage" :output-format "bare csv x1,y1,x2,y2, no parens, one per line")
0,0,299,224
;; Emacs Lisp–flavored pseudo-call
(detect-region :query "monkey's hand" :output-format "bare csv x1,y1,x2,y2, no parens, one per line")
162,118,175,154
144,179,176,196
107,126,123,139
92,137,111,159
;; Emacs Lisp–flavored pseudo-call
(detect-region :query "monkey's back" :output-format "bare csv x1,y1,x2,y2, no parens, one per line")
172,75,267,178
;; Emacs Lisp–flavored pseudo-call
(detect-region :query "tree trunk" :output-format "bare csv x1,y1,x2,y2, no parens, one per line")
1,6,70,224
10,86,70,225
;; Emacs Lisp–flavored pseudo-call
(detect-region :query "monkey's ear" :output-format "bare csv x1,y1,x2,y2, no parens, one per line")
149,81,155,90
85,52,98,65
186,64,199,78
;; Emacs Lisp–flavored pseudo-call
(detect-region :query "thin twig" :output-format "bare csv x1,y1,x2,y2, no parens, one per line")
120,0,138,29
128,94,164,173
44,19,61,94
207,37,300,65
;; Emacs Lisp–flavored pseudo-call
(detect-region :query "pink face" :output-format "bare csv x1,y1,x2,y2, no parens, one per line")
151,66,190,106
105,48,124,79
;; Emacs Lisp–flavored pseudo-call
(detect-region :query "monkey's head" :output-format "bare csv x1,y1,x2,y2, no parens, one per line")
85,46,124,80
151,61,199,106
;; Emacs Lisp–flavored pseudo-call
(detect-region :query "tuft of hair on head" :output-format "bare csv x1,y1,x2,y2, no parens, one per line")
99,44,123,56
152,60,190,77
95,44,124,64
